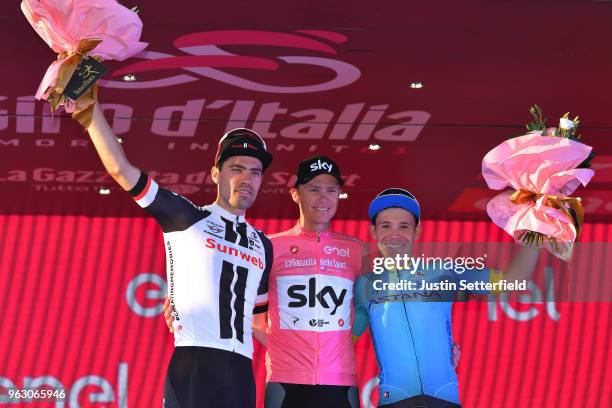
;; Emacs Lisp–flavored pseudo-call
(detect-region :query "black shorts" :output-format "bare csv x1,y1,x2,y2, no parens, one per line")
163,346,256,408
264,382,359,408
381,395,461,408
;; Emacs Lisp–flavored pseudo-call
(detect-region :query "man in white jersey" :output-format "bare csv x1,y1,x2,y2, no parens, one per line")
84,102,274,407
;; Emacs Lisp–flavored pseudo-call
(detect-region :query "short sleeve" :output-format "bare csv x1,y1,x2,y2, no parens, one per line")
253,230,273,314
448,266,499,295
129,172,209,233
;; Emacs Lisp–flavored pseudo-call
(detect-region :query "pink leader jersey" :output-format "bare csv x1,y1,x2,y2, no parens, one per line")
266,223,366,386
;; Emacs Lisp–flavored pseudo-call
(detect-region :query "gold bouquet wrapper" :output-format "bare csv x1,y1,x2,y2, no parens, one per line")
509,189,585,260
46,38,103,128
22,0,148,128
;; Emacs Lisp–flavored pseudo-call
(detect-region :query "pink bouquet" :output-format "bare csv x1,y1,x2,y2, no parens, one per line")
22,0,147,127
482,106,595,261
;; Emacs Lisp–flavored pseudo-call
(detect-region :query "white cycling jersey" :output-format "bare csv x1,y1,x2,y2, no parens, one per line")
130,172,273,358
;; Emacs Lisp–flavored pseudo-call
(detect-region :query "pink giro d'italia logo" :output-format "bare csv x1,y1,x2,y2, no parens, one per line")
100,30,361,93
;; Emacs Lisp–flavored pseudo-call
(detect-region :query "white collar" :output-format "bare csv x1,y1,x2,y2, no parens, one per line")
208,202,247,223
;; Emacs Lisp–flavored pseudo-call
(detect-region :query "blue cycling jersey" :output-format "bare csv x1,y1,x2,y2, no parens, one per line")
353,266,493,406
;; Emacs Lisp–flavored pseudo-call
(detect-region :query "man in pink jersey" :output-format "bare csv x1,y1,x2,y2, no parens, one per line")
257,156,365,408
165,156,364,407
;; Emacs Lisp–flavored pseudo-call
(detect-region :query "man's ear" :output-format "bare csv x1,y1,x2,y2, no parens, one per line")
415,225,422,241
290,187,300,205
211,166,220,185
369,224,377,241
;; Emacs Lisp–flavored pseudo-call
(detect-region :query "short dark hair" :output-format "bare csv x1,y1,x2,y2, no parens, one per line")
371,206,418,226
216,156,264,173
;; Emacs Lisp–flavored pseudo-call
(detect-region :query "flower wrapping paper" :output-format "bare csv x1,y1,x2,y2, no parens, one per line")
482,132,594,253
21,0,147,119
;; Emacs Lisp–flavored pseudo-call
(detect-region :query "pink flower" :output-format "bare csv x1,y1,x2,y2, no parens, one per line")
482,133,594,256
22,0,148,100
22,0,147,60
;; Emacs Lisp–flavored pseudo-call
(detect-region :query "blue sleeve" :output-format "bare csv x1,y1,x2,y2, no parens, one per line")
447,267,500,295
352,276,369,336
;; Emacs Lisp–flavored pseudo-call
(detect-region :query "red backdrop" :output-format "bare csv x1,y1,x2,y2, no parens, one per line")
0,216,610,407
2,1,612,222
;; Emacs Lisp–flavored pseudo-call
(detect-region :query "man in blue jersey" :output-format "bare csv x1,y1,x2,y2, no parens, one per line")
353,188,541,408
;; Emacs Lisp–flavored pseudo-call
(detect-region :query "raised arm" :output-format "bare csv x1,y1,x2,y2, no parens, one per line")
87,102,141,190
459,245,541,295
503,246,541,281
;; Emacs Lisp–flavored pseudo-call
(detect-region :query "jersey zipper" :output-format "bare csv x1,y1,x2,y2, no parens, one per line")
315,231,320,383
402,298,424,395
231,214,240,351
